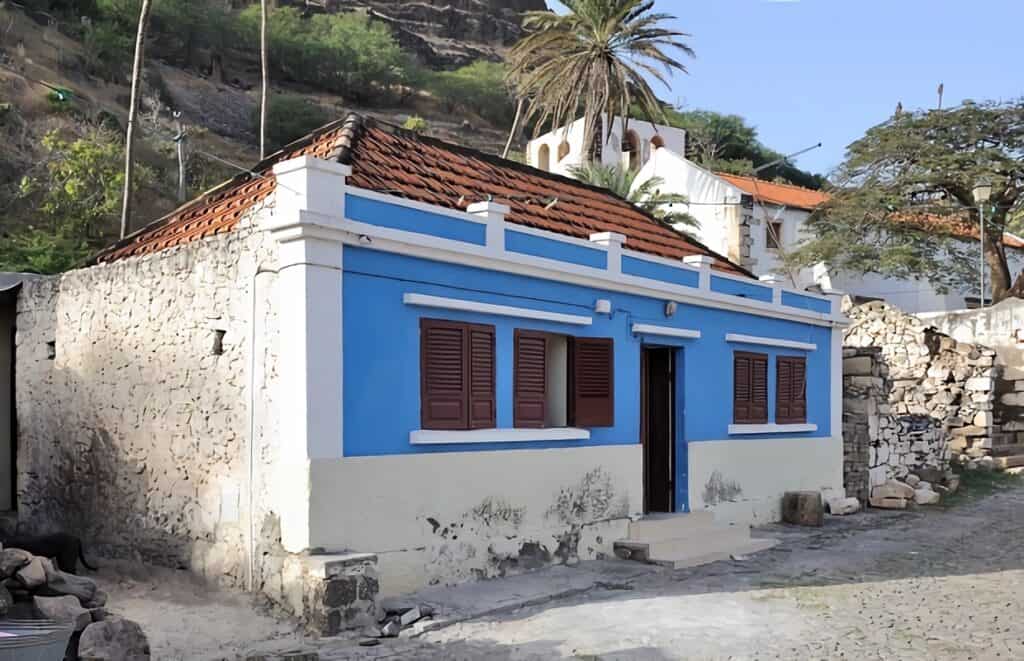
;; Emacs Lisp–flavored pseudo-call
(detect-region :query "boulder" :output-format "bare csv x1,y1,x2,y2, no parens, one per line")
79,617,151,660
904,474,921,487
0,583,12,616
825,496,861,516
38,557,98,603
913,488,940,505
34,595,92,632
15,556,47,589
0,548,33,578
868,495,907,510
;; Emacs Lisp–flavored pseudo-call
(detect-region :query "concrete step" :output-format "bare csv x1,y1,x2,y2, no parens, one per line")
616,537,779,570
625,511,716,542
615,526,751,559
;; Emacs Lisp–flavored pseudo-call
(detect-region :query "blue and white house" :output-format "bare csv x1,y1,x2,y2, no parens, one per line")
23,116,847,602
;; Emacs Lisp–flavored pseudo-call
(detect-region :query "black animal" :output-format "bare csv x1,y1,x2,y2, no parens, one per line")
1,533,97,574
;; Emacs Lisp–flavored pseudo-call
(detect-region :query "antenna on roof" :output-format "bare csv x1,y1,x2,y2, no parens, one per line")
752,142,822,175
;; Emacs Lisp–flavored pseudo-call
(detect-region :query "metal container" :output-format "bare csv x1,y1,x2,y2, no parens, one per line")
0,619,74,661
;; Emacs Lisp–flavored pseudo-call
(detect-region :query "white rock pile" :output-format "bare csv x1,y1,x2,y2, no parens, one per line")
0,547,150,660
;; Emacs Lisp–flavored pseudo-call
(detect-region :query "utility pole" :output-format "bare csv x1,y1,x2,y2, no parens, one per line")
120,0,154,239
173,112,187,203
260,0,270,159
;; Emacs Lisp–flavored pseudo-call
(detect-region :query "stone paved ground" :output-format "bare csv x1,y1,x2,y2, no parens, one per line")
316,481,1024,660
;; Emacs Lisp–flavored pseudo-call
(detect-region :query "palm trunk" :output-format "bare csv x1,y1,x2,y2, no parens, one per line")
502,98,525,159
985,228,1011,303
260,0,270,159
120,0,153,239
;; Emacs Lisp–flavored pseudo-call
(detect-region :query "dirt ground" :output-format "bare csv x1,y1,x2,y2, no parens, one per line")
100,480,1024,660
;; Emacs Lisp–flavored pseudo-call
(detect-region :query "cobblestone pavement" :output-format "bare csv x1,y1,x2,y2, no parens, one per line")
319,484,1024,660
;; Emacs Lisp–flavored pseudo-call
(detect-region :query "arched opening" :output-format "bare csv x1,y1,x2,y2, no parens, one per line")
557,140,571,162
537,144,551,172
623,130,641,171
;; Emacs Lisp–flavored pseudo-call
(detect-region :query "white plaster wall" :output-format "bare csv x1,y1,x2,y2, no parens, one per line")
687,436,843,526
15,221,282,590
309,445,642,595
632,148,741,258
747,204,818,289
823,269,966,314
527,116,685,178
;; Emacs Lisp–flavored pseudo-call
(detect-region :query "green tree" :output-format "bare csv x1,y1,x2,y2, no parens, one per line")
402,115,429,134
789,100,1024,302
1,131,147,274
428,62,514,127
258,95,330,152
569,162,699,233
506,0,694,158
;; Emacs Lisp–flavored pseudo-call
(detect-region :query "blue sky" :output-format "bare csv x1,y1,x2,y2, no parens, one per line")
549,1,1022,176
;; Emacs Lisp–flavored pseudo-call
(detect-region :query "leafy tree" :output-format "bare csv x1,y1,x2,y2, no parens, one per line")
1,131,148,274
506,0,694,158
236,7,410,104
402,116,429,134
569,162,699,233
661,107,825,189
428,62,514,127
789,100,1024,302
258,95,329,152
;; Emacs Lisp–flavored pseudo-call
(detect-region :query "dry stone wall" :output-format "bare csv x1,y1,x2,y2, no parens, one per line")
15,222,281,589
842,300,1000,490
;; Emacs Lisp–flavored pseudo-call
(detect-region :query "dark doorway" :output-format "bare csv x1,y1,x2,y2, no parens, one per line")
0,286,16,512
641,347,675,513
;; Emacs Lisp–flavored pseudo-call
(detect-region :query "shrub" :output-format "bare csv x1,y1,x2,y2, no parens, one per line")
258,95,330,153
403,115,428,134
426,61,514,127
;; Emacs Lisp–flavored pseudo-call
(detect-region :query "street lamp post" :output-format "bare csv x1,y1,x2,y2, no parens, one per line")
973,180,993,309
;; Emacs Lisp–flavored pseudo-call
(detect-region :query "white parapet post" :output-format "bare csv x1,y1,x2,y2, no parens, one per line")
261,156,350,553
467,200,509,255
759,273,785,305
683,255,714,291
590,232,626,275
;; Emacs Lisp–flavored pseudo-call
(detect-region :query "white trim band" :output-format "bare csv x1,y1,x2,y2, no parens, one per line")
410,428,591,445
631,323,701,340
728,423,818,435
403,293,593,326
726,333,817,351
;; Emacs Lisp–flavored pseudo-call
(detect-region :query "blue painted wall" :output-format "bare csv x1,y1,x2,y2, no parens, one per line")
622,255,700,288
505,230,608,269
710,275,773,302
345,194,487,245
781,290,832,314
342,245,833,460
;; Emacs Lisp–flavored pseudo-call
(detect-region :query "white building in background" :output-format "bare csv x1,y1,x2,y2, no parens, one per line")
526,115,685,178
531,115,1024,314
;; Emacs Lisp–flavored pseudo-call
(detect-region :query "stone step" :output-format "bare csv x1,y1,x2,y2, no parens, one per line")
625,511,716,542
615,526,751,559
644,538,779,570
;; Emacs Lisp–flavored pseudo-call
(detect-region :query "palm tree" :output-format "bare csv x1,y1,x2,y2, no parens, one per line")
570,162,699,234
504,0,693,159
120,0,154,239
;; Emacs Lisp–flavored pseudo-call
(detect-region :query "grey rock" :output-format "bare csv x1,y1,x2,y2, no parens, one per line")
78,616,151,660
379,618,401,638
0,583,12,616
15,556,46,589
34,594,91,631
37,558,98,603
0,548,33,578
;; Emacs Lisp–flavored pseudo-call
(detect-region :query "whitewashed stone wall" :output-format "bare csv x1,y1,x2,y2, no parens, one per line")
15,222,282,590
843,300,999,486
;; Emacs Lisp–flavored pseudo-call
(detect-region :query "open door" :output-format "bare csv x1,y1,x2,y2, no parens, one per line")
641,347,675,513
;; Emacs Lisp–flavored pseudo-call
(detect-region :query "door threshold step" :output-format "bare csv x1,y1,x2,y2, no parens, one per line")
613,537,777,569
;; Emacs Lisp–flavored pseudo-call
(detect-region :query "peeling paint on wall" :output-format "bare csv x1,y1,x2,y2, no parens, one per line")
703,470,743,506
546,467,629,526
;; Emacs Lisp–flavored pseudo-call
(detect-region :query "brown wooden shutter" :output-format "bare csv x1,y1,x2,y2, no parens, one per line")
734,351,768,424
421,319,469,430
468,324,496,429
571,337,614,427
514,330,548,428
776,356,807,424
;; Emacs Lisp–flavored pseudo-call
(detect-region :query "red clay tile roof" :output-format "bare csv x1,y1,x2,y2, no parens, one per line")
95,115,750,276
716,173,831,212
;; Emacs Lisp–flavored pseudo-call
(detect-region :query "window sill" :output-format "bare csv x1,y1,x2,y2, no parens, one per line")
410,428,592,445
727,423,817,436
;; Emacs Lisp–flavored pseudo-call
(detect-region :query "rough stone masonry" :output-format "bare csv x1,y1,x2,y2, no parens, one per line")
842,300,1001,496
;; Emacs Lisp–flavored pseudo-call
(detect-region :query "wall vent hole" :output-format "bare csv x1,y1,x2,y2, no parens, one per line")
45,341,56,360
212,330,226,356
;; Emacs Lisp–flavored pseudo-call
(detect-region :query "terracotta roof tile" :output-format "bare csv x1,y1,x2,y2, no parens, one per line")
95,115,750,276
716,173,831,211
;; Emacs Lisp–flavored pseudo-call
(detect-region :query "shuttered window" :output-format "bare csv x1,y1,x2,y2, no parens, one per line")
513,330,548,428
514,331,614,429
776,356,807,424
571,337,614,427
733,351,768,424
420,318,495,430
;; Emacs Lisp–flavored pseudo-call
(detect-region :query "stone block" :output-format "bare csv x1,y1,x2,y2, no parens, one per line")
966,377,994,391
973,411,993,427
869,495,907,509
843,356,874,376
951,425,986,437
914,488,940,505
825,497,861,516
781,491,824,527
